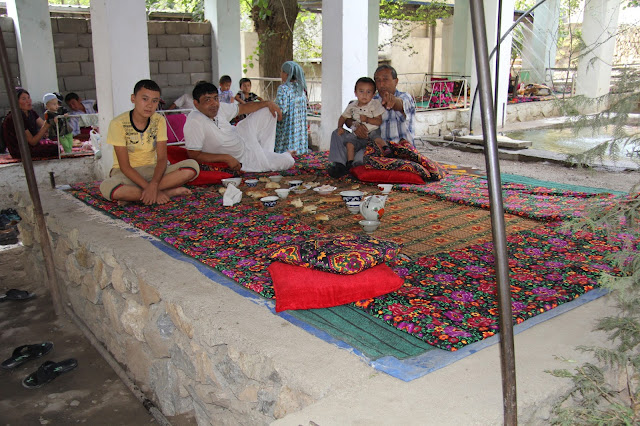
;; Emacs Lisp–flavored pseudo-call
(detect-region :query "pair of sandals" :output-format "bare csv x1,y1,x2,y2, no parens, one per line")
1,342,78,389
0,289,35,302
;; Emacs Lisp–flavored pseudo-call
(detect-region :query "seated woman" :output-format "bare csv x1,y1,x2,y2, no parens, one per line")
2,89,59,159
274,61,309,155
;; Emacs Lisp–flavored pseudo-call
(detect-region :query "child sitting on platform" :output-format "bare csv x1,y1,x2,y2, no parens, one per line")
99,79,200,205
218,75,234,104
336,77,387,169
43,93,73,154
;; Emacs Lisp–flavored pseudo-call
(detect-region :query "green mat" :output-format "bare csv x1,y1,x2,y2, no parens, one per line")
501,173,627,195
290,305,435,360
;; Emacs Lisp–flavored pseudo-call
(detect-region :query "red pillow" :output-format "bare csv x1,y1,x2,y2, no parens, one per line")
268,261,404,312
189,170,232,186
350,165,425,185
166,146,229,170
166,113,187,143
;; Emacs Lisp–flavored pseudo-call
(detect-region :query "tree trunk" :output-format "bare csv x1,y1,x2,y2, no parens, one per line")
251,0,300,80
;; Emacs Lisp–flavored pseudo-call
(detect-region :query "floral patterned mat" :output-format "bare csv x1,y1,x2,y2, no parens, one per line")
68,177,634,351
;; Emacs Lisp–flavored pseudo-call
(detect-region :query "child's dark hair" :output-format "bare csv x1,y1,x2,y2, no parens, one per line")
239,78,251,86
193,82,218,102
133,79,161,95
219,75,232,85
355,77,376,92
64,92,80,103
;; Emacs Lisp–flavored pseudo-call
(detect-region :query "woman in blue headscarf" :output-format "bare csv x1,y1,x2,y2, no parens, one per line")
274,61,308,154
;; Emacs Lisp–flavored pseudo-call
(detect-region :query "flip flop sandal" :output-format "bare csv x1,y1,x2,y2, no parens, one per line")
0,289,35,302
22,359,78,389
1,342,54,370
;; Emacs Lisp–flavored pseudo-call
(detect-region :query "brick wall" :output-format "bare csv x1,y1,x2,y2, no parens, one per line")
0,16,212,112
0,16,20,111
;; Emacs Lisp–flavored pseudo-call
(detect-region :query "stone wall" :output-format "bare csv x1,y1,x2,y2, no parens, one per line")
15,189,332,425
614,24,640,66
1,16,212,112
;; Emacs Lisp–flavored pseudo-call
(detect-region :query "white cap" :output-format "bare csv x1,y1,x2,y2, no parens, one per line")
42,93,58,105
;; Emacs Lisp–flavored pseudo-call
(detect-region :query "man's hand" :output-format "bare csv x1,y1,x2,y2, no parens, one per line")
360,115,369,124
353,123,369,139
140,182,160,205
224,155,242,171
267,101,283,121
381,92,397,110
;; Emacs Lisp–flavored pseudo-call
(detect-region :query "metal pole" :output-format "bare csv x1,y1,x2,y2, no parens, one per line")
469,1,518,424
494,0,503,118
0,30,63,317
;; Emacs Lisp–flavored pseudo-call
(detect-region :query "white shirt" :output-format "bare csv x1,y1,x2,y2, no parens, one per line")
183,103,243,159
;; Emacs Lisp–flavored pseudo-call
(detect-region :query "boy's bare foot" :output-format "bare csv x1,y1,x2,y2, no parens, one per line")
164,187,192,198
116,200,131,207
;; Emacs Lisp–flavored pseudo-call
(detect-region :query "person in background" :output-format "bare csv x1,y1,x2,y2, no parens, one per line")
43,93,73,154
234,78,263,122
2,88,58,159
99,79,199,205
218,75,234,104
274,61,308,154
167,80,208,111
64,92,98,137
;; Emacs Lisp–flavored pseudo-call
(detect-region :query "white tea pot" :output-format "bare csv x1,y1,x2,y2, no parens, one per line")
359,195,387,221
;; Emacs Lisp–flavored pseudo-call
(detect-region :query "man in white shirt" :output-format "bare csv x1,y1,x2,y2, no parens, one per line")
183,82,294,173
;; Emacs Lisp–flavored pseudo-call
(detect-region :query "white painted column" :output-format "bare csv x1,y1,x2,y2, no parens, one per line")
204,0,242,92
6,0,58,102
367,0,380,76
575,0,620,99
469,0,515,131
520,0,560,85
320,0,370,151
91,0,149,179
451,0,471,76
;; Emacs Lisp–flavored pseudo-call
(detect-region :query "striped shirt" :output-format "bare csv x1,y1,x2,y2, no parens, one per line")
374,90,416,145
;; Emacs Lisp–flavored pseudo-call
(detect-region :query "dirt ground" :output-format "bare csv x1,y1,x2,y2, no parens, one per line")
0,144,637,425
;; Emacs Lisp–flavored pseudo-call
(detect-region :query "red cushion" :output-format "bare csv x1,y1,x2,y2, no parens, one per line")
166,113,187,143
166,146,229,170
350,165,425,184
268,261,404,312
189,170,232,186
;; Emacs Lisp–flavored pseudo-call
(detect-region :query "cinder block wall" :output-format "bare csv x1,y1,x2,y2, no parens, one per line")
0,16,212,112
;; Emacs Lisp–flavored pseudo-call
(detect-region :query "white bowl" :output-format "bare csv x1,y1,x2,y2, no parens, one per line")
313,185,337,195
359,220,380,233
245,179,259,187
221,177,242,187
275,188,290,199
288,179,303,188
260,196,279,207
269,175,283,183
378,184,393,194
339,190,364,202
292,187,307,195
346,201,361,214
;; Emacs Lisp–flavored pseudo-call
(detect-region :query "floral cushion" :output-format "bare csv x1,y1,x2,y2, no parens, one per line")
270,233,401,275
363,139,447,182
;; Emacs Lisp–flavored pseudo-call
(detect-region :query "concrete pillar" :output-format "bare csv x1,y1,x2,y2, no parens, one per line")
91,0,149,179
451,0,471,76
575,0,621,99
320,0,371,151
520,0,560,85
6,0,58,102
469,0,515,131
204,0,242,92
367,0,379,76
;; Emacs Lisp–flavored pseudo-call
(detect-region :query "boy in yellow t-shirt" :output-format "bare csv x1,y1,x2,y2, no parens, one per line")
99,79,199,205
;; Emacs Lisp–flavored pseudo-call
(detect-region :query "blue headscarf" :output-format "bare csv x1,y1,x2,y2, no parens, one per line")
281,61,306,97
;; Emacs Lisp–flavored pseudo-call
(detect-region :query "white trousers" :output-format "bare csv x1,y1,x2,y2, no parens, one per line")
236,108,295,172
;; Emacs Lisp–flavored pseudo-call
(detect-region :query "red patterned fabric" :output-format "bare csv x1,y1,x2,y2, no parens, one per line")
270,233,401,275
363,139,447,182
268,262,404,312
166,113,187,143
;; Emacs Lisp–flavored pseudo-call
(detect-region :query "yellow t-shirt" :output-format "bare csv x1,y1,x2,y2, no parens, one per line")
107,111,167,169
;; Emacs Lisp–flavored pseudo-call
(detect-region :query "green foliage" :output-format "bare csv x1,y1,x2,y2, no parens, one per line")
145,0,204,21
378,0,452,55
48,0,90,5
